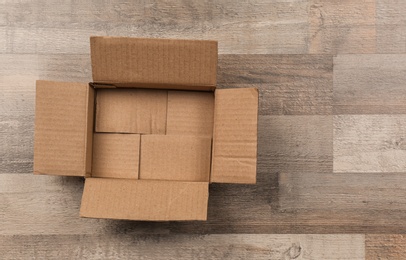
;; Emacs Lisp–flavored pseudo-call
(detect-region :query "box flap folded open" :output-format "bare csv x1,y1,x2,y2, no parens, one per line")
34,80,94,177
90,36,218,90
80,178,209,221
211,88,259,184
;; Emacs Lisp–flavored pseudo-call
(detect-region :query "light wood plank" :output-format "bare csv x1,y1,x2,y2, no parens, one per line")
0,0,309,54
0,234,364,260
334,54,406,114
334,115,406,173
309,0,376,54
366,234,406,260
377,0,406,53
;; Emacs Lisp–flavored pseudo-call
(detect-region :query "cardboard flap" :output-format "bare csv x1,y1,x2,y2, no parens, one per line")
80,178,209,221
90,37,217,90
211,88,258,184
34,80,94,177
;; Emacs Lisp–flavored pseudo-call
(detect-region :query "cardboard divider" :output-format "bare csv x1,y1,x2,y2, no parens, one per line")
166,91,214,137
95,89,167,134
80,178,209,221
92,133,140,179
140,135,212,182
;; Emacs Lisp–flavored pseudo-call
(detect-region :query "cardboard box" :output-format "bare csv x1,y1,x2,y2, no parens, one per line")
34,36,258,221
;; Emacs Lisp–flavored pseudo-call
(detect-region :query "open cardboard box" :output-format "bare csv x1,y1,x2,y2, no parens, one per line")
34,37,258,221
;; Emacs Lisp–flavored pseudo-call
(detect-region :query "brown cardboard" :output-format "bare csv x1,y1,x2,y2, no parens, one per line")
92,133,140,179
34,80,94,177
95,89,167,134
140,135,212,182
34,36,260,222
80,178,209,221
166,91,214,137
211,88,259,184
91,36,217,90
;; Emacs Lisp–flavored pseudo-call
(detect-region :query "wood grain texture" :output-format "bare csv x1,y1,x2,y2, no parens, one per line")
366,235,406,259
259,115,332,173
334,115,406,173
0,0,309,54
376,0,406,53
2,0,406,257
0,234,364,260
334,54,406,114
218,55,333,115
309,0,376,54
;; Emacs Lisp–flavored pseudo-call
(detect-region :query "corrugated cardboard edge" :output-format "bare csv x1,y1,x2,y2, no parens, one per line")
85,84,95,177
91,82,216,91
80,178,209,221
210,88,259,184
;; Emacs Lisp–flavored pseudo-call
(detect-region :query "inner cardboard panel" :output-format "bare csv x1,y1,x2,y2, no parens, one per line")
92,133,140,179
92,88,215,182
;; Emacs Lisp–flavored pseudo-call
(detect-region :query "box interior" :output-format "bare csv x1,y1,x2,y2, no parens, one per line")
92,88,215,182
33,37,258,221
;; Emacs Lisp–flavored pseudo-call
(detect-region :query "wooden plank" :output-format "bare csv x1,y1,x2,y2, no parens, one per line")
0,234,364,260
258,115,333,173
3,172,406,234
279,171,406,211
0,0,309,54
377,0,406,53
366,235,406,260
334,54,406,114
218,55,333,115
309,0,376,54
334,115,406,173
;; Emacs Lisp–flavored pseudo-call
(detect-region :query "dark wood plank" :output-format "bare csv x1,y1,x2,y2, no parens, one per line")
366,235,406,260
218,55,333,115
333,54,406,114
309,0,376,54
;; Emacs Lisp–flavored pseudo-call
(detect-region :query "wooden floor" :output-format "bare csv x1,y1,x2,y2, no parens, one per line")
1,1,406,259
